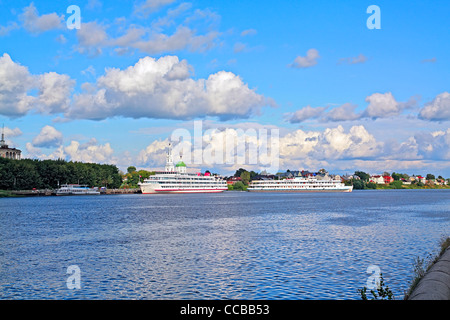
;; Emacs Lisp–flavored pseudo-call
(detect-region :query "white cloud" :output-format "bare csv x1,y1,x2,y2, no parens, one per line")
66,55,272,120
32,125,63,148
419,92,450,121
363,92,404,118
137,139,170,168
64,139,115,163
37,72,75,114
0,53,36,117
421,57,436,63
19,3,64,34
26,137,116,164
289,49,320,69
323,103,362,121
2,126,22,147
76,21,109,56
135,0,176,16
0,54,76,118
0,22,19,36
414,129,450,160
3,126,22,138
241,29,257,37
133,26,219,54
338,54,367,65
287,105,327,123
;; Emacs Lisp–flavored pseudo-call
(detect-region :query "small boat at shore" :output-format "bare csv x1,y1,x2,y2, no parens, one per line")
55,184,100,196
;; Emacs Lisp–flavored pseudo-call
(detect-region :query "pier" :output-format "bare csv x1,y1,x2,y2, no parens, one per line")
7,188,141,197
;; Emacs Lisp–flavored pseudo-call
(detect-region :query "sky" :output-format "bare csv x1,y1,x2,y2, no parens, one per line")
0,0,449,176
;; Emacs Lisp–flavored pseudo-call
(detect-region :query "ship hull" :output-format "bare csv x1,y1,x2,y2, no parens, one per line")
140,187,227,194
247,188,352,193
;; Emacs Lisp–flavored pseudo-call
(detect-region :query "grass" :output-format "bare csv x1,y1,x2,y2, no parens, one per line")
403,236,450,299
0,190,17,197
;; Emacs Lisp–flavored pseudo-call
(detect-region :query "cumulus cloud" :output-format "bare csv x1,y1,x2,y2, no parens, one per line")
418,92,450,121
137,139,171,168
133,26,219,54
280,125,382,163
414,129,450,160
0,54,76,118
32,125,63,148
0,53,36,117
26,137,116,164
19,3,64,34
64,138,115,163
2,126,22,147
136,124,386,175
323,103,362,121
76,21,110,56
37,72,75,114
66,55,272,121
363,92,405,118
289,49,320,69
74,3,221,56
287,105,327,123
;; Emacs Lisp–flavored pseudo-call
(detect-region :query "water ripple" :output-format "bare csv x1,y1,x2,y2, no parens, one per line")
0,190,449,299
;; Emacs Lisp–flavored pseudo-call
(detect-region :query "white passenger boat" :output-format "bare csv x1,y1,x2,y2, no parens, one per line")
248,176,353,192
56,184,100,196
138,144,227,194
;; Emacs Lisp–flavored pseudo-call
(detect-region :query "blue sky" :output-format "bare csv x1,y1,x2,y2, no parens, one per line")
0,0,449,176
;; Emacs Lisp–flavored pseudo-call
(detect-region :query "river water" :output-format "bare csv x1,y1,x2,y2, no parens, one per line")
0,190,449,300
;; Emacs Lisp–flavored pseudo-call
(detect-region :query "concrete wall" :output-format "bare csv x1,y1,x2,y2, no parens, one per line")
408,247,450,300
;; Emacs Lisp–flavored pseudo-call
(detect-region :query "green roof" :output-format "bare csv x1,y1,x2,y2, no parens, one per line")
176,161,186,167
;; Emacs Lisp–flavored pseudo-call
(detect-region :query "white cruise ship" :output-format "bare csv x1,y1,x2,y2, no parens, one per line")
138,144,227,194
56,184,100,196
248,176,353,192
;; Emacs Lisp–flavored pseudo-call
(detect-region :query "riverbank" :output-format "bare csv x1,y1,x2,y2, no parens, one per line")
407,237,450,300
0,188,140,197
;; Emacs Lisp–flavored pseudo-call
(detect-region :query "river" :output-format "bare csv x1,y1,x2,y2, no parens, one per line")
0,190,449,299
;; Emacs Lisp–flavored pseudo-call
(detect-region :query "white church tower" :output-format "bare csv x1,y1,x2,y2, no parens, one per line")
164,143,175,172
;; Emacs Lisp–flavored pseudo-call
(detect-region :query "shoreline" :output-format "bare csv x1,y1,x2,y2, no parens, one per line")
1,187,449,198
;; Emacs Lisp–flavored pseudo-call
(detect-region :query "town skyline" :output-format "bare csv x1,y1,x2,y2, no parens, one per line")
0,1,449,176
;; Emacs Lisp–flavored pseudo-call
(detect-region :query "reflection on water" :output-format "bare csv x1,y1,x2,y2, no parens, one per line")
0,190,449,299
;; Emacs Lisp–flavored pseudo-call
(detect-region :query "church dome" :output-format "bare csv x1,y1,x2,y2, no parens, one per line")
176,161,186,167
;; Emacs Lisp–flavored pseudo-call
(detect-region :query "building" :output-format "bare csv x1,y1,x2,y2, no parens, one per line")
227,177,242,185
370,175,384,184
0,125,21,160
383,175,394,184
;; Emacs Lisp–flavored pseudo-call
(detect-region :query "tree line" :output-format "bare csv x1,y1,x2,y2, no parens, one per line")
0,157,122,190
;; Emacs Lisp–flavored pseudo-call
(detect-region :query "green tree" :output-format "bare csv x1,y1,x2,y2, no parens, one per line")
127,166,137,174
240,171,251,185
234,168,247,178
354,171,370,182
426,173,435,180
353,179,365,190
366,182,377,189
232,181,246,191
